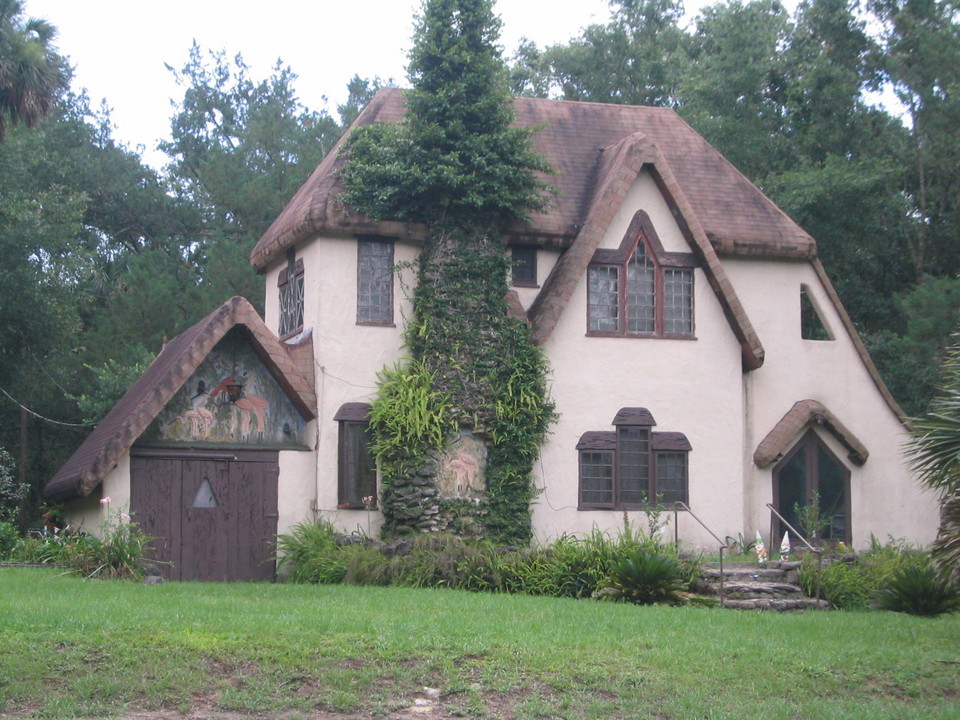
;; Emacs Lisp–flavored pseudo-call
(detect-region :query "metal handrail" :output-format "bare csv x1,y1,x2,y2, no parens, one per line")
673,501,728,599
766,503,823,603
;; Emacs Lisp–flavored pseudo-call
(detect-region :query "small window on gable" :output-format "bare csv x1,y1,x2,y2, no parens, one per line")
800,286,832,341
511,246,538,287
334,403,377,509
587,211,696,338
577,408,691,509
278,248,304,338
357,239,394,325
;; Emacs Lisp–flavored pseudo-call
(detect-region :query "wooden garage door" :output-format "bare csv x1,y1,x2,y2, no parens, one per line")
130,448,279,581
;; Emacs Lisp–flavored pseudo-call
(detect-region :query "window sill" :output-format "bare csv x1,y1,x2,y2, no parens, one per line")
356,321,397,327
336,504,379,511
585,331,696,340
279,327,304,342
578,503,689,511
512,280,540,289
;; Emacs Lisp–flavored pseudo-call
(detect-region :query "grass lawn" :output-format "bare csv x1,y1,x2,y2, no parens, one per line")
1,567,958,719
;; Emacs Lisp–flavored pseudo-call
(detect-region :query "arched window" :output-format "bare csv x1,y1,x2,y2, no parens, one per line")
773,430,850,543
587,211,695,338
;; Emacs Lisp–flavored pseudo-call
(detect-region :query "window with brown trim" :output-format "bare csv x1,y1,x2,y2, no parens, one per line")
335,403,377,509
511,246,538,287
577,408,690,509
773,429,849,543
278,249,304,337
587,211,695,338
357,239,394,325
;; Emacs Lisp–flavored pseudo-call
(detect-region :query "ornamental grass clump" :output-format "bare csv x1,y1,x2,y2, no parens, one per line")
276,520,348,584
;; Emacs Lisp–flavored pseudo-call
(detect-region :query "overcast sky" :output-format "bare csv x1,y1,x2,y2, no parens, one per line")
24,0,621,165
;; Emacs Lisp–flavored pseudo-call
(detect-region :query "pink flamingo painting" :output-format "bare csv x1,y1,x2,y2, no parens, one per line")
179,381,214,439
211,374,270,442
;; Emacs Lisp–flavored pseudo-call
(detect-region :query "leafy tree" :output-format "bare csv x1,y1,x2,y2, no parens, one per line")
679,0,795,179
867,277,960,416
341,0,555,542
342,0,552,230
907,337,960,582
0,0,67,140
870,0,960,279
511,0,687,106
337,74,390,127
162,45,344,309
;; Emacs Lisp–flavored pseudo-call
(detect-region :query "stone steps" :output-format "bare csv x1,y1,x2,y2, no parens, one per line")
697,561,829,611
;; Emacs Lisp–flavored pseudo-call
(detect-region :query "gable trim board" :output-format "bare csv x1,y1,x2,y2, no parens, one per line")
45,297,316,503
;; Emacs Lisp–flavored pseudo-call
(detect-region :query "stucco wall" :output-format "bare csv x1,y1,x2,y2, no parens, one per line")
532,171,746,548
63,454,131,535
724,257,939,548
277,427,318,537
267,235,418,534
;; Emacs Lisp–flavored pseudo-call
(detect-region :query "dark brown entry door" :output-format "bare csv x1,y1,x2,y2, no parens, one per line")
130,448,279,581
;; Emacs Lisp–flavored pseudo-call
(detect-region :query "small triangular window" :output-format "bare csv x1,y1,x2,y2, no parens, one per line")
800,286,832,341
192,477,219,508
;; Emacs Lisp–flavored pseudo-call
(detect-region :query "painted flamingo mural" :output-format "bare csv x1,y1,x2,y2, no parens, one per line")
178,381,215,440
211,374,271,443
146,330,304,446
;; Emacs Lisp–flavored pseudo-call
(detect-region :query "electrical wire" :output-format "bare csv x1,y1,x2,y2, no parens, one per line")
0,386,94,428
316,363,378,390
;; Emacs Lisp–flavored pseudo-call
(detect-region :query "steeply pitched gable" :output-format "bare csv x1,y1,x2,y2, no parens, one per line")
45,297,316,502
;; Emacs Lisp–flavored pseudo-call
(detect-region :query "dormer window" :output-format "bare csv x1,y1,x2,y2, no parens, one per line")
587,211,695,338
278,249,304,338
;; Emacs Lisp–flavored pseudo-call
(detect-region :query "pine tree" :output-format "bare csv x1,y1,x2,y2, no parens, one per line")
340,0,555,542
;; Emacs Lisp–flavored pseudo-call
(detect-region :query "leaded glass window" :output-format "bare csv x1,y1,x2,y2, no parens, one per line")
587,231,694,338
357,240,394,324
278,250,304,337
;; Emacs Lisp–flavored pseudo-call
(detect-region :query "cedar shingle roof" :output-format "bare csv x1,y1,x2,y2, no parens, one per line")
45,297,316,502
250,88,790,367
250,88,814,272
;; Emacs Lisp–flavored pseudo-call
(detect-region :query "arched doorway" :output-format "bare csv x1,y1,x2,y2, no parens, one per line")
773,429,851,544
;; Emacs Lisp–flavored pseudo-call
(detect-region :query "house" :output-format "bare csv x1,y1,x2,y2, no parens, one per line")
46,88,939,580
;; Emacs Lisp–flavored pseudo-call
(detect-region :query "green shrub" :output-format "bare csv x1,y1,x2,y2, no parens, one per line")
872,563,960,617
0,519,18,558
342,544,392,586
798,540,930,609
594,549,686,605
57,519,153,580
817,560,872,609
276,520,346,584
276,521,699,602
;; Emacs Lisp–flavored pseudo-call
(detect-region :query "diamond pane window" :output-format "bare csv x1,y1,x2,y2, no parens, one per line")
278,250,304,337
626,243,656,333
